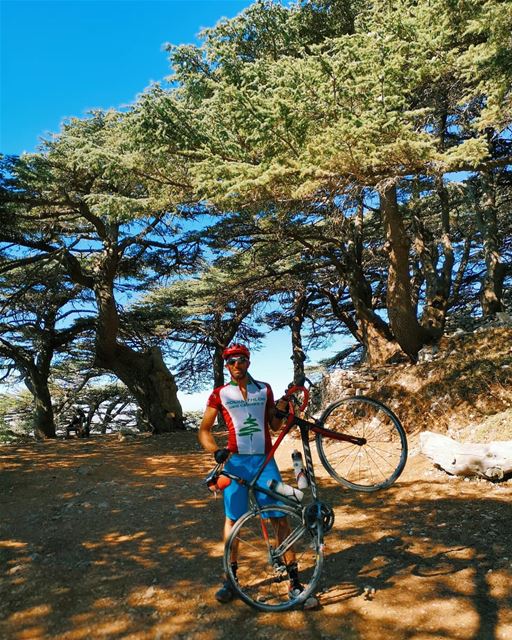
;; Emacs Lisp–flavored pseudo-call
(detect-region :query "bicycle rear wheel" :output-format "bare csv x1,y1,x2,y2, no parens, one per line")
316,396,407,492
224,505,323,612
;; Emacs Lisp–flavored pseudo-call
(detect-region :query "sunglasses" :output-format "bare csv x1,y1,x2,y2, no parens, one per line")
225,356,249,365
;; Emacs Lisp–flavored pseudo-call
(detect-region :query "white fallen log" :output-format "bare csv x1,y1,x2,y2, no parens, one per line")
419,431,512,480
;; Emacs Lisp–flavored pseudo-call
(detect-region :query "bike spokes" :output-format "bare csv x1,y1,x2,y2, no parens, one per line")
225,505,323,611
316,396,407,492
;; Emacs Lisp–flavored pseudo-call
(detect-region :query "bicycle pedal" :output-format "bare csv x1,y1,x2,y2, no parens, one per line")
273,563,287,575
272,555,287,572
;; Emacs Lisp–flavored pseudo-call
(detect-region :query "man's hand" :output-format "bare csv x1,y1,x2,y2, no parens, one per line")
275,397,289,416
275,397,288,411
214,448,230,464
271,398,289,431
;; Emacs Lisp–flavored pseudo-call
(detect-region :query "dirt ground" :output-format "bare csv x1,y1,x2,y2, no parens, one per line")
1,430,511,640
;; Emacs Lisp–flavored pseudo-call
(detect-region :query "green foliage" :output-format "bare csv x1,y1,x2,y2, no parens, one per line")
171,0,510,209
1,0,511,419
0,391,34,442
135,257,266,391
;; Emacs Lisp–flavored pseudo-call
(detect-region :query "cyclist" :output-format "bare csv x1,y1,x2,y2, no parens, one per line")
198,343,319,609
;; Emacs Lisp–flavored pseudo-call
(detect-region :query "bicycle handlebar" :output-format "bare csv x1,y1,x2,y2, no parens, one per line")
283,385,309,412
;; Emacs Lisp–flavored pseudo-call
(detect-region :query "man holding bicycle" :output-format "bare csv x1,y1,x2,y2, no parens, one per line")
199,343,318,609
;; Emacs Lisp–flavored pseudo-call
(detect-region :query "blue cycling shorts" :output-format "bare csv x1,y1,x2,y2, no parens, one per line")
223,454,285,521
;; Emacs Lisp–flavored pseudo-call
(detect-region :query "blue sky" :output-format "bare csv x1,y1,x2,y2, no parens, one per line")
0,0,253,153
0,0,352,410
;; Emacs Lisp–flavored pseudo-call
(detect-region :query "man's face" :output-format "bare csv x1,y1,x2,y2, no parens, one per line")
225,355,250,381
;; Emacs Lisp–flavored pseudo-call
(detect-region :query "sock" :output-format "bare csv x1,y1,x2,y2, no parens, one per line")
286,562,301,589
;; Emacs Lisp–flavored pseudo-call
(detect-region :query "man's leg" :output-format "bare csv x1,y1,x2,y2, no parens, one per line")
273,516,319,610
272,516,293,564
215,517,237,603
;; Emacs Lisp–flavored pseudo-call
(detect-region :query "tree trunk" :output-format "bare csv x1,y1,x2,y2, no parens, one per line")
475,173,505,316
324,205,403,366
359,319,401,366
25,371,56,439
94,277,183,432
344,198,403,364
212,308,253,389
380,184,427,359
415,177,455,337
213,346,225,389
290,291,307,386
86,399,101,433
101,400,116,434
0,324,57,439
420,431,512,480
417,108,455,335
97,343,183,433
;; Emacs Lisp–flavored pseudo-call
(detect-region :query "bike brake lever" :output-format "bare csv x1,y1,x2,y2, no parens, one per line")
202,463,223,486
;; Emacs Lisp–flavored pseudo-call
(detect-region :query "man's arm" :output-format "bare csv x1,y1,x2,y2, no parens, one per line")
198,406,220,453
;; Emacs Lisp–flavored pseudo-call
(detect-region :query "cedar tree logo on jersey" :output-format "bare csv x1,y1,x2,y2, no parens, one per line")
238,414,261,445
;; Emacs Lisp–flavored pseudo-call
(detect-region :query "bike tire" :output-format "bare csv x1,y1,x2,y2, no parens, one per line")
224,504,323,612
316,396,407,492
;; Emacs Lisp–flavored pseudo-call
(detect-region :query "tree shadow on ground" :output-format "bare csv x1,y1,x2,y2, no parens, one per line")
309,477,511,640
1,438,511,640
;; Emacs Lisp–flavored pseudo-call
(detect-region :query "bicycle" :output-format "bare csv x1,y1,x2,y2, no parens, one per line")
203,386,407,612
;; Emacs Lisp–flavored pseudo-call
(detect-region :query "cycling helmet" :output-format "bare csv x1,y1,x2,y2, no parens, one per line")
222,344,250,360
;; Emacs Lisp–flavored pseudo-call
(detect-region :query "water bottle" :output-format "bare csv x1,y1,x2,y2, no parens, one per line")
267,479,304,502
291,449,309,489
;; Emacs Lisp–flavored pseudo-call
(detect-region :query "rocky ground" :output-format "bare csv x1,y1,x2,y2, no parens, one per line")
1,325,511,640
1,428,511,640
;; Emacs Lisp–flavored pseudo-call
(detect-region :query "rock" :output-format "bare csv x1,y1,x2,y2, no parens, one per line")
77,465,93,476
420,431,512,480
8,565,25,574
142,586,155,599
496,311,512,326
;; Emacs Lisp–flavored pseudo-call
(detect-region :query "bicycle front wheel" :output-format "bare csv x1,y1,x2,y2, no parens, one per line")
316,396,407,492
224,505,323,612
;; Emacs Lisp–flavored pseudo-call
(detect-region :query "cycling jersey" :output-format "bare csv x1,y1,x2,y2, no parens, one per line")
206,379,275,454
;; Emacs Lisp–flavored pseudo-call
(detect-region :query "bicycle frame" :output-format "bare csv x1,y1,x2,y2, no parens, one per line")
218,405,366,519
250,408,366,501
213,387,407,611
218,465,306,565
215,407,348,598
